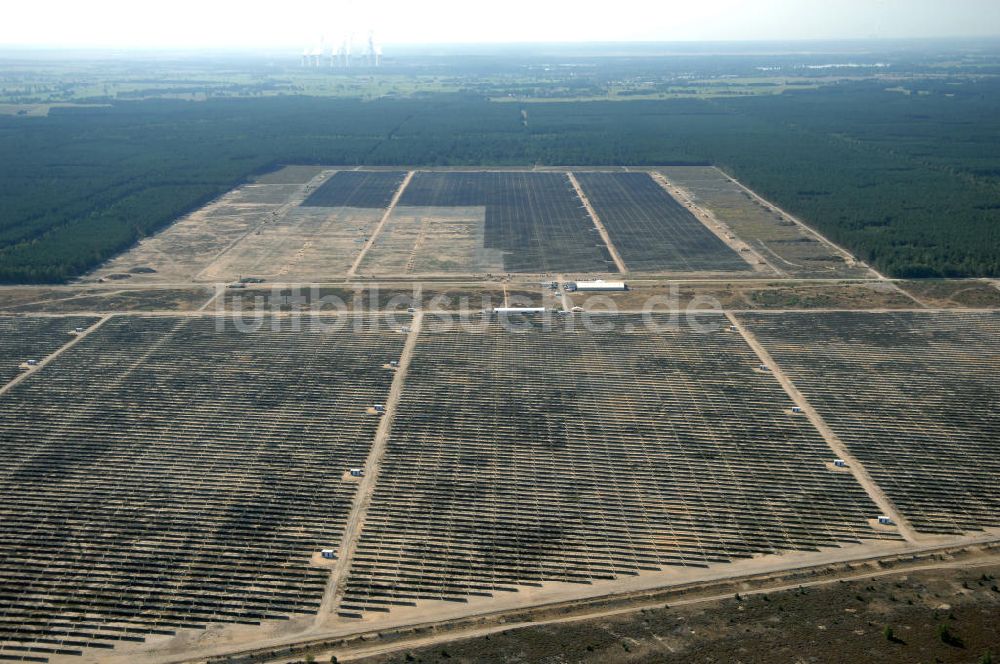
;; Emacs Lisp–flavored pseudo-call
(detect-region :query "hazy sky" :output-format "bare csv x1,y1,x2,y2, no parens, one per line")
2,0,999,48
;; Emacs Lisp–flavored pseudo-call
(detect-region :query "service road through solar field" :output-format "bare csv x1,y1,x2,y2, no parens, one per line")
397,171,614,273
574,172,750,273
0,315,408,658
738,311,1000,536
339,313,899,617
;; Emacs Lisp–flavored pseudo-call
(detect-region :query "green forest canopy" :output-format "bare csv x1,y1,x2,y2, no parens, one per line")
1,78,999,282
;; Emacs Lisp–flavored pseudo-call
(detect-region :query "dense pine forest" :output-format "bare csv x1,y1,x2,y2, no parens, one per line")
1,77,999,281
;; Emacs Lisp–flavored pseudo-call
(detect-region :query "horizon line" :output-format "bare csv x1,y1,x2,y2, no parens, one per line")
2,35,1000,53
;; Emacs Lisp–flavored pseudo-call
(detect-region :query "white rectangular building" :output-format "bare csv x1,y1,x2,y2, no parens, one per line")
566,280,628,292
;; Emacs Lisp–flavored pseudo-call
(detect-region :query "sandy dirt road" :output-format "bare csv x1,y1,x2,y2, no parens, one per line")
326,555,1000,663
0,314,112,397
313,310,424,626
567,172,628,274
725,311,919,544
347,171,415,277
650,171,779,276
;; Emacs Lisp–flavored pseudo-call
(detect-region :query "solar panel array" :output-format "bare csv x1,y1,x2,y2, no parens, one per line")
575,172,748,272
739,311,1000,535
0,315,407,660
399,172,613,273
0,316,100,383
302,171,407,208
338,313,897,616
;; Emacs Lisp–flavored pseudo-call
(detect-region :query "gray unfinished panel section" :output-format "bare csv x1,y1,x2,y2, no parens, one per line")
738,311,1000,536
0,315,408,658
339,313,897,615
399,172,613,273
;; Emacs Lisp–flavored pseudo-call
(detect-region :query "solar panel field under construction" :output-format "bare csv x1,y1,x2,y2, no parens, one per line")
0,165,997,663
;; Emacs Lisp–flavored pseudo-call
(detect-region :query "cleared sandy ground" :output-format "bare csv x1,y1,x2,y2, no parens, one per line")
93,171,335,283
358,206,505,276
198,206,383,282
